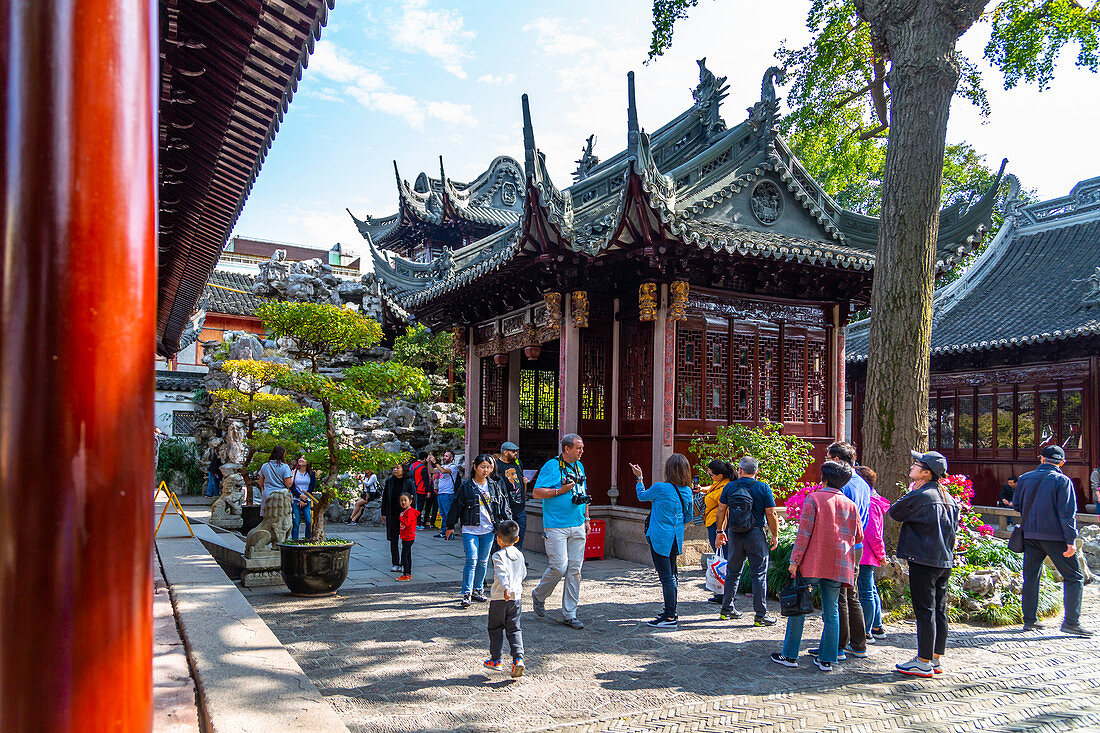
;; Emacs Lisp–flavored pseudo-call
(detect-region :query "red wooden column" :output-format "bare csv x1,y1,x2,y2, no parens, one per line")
1,2,157,731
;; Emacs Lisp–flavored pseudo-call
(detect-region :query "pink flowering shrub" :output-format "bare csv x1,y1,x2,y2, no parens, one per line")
783,482,823,523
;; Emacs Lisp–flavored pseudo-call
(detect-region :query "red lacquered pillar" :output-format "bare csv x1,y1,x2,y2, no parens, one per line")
1,1,157,730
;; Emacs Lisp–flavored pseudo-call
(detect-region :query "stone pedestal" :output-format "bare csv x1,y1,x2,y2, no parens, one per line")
207,514,243,530
240,550,283,588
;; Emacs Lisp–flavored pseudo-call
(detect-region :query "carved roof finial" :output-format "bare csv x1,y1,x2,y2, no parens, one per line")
1003,171,1022,218
627,71,639,146
572,135,600,182
747,66,786,133
691,58,729,137
522,93,536,181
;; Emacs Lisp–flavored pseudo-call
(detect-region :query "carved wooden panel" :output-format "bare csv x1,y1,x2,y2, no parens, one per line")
676,327,704,420
1038,391,1058,446
519,367,558,431
621,322,653,422
807,339,827,423
976,394,994,450
480,357,506,429
996,392,1013,450
732,331,755,421
1063,388,1084,450
705,331,729,421
957,395,974,450
939,396,956,451
783,335,806,422
929,360,1089,389
1017,392,1036,450
758,331,780,422
580,332,608,422
685,291,827,327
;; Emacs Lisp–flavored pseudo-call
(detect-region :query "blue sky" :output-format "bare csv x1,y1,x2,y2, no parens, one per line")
232,0,1100,255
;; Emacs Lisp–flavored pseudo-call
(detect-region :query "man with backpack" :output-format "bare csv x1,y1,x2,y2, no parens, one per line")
716,456,778,626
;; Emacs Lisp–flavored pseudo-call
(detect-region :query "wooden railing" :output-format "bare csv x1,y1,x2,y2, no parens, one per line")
975,505,1100,539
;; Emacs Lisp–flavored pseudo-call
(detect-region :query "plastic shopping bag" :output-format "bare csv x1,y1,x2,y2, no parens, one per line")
705,547,727,594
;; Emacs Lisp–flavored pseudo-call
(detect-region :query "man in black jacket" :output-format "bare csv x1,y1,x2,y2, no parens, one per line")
1014,445,1092,637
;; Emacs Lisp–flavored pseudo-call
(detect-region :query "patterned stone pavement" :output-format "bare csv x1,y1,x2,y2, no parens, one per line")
247,540,1100,733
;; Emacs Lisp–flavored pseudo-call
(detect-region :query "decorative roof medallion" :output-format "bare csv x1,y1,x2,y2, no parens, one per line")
501,182,517,206
1074,267,1100,307
751,180,783,225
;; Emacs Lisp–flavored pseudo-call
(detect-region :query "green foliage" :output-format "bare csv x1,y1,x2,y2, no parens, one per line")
269,408,327,452
986,0,1100,90
392,323,464,377
257,301,382,366
282,537,352,546
276,371,376,415
156,438,205,495
343,362,430,402
210,389,299,419
647,0,702,58
245,433,305,475
688,421,813,501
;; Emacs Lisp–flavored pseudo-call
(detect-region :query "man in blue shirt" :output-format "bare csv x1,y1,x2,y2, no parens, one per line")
716,456,778,625
531,433,589,629
826,441,870,657
1015,445,1091,637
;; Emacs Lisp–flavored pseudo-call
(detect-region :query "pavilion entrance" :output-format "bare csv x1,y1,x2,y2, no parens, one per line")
518,345,560,472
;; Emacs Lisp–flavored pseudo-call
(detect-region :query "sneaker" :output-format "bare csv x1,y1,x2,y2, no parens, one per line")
770,652,798,668
932,659,944,675
460,594,471,609
483,659,502,670
707,594,723,604
844,645,868,659
647,614,678,628
719,607,744,621
532,593,546,617
808,647,846,662
434,532,447,539
391,565,401,572
1022,621,1045,632
471,590,488,603
754,614,778,627
1061,623,1094,637
871,627,887,640
511,658,525,677
813,658,833,672
895,656,934,678
397,574,412,581
865,636,875,645
562,617,585,630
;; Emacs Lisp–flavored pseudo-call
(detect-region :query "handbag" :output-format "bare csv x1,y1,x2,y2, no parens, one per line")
779,573,815,617
705,547,727,594
692,492,707,526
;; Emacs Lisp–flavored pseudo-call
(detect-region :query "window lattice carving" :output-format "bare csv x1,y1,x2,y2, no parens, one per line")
1038,391,1058,447
700,150,731,178
676,328,704,420
783,336,806,422
808,339,827,423
996,393,1013,449
732,332,754,421
480,357,506,429
758,332,780,422
977,394,994,449
705,332,729,420
622,324,653,421
519,368,558,431
1063,389,1083,450
580,333,608,422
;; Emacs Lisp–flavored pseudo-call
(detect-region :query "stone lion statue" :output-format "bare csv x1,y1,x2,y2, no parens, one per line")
210,474,244,517
244,489,293,558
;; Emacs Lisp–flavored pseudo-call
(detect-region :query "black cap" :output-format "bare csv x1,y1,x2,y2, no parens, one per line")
910,450,948,478
1040,445,1066,462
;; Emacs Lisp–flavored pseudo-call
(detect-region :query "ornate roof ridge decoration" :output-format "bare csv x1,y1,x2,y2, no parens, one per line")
1017,175,1100,227
573,135,600,182
403,225,524,307
691,58,730,138
668,219,875,271
521,93,574,239
747,66,785,134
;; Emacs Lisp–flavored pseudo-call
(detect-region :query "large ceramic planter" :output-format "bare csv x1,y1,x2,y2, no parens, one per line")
278,541,353,597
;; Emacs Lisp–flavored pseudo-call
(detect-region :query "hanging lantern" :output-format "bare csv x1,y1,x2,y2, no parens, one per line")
669,280,690,321
543,291,562,329
571,290,589,328
638,282,658,321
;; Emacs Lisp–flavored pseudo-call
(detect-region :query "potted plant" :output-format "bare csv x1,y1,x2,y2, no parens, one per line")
257,301,427,596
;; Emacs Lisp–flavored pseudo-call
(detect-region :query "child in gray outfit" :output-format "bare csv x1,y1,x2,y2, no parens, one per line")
484,520,527,677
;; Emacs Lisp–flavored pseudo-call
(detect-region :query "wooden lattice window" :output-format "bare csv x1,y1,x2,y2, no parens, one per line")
480,357,506,429
731,332,755,421
939,395,956,450
807,339,827,423
1038,391,1058,447
622,324,653,421
758,332,780,422
580,333,608,421
1016,392,1035,450
783,336,806,422
519,368,558,431
705,331,729,420
172,410,195,437
676,328,704,420
928,398,937,448
977,394,994,450
958,394,974,450
1063,388,1083,450
996,392,1014,450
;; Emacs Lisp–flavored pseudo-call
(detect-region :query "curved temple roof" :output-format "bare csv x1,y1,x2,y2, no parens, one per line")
366,61,1006,320
847,176,1100,361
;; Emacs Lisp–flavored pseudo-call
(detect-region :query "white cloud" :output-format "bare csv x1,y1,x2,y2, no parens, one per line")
392,0,475,79
477,73,516,85
522,17,603,56
305,40,478,131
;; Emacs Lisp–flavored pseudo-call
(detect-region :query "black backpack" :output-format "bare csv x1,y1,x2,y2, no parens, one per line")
725,481,756,534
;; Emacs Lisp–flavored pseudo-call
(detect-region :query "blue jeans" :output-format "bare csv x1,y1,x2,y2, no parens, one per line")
782,577,841,663
650,541,680,617
707,524,718,550
857,565,883,633
461,531,495,596
205,471,220,497
437,494,454,532
291,501,312,541
515,509,527,549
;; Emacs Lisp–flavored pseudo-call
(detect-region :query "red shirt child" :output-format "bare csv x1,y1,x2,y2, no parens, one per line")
399,501,420,541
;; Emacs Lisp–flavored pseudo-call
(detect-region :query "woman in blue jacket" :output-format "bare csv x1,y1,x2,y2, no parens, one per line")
630,454,695,628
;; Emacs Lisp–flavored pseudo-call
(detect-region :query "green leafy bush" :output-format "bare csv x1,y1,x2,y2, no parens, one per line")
689,421,813,501
268,408,327,452
156,438,205,495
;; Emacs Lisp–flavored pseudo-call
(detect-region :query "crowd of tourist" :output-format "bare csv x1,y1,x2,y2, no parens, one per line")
244,431,1092,678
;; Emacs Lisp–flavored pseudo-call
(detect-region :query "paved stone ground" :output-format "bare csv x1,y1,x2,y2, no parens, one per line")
246,539,1100,733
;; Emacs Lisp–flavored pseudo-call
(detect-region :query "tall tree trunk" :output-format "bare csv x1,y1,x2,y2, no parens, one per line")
311,398,338,541
855,0,987,549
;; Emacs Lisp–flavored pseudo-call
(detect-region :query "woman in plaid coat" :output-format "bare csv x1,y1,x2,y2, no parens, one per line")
771,461,863,672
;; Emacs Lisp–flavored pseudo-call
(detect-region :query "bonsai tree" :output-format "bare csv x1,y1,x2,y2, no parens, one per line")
210,359,301,504
257,301,429,540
